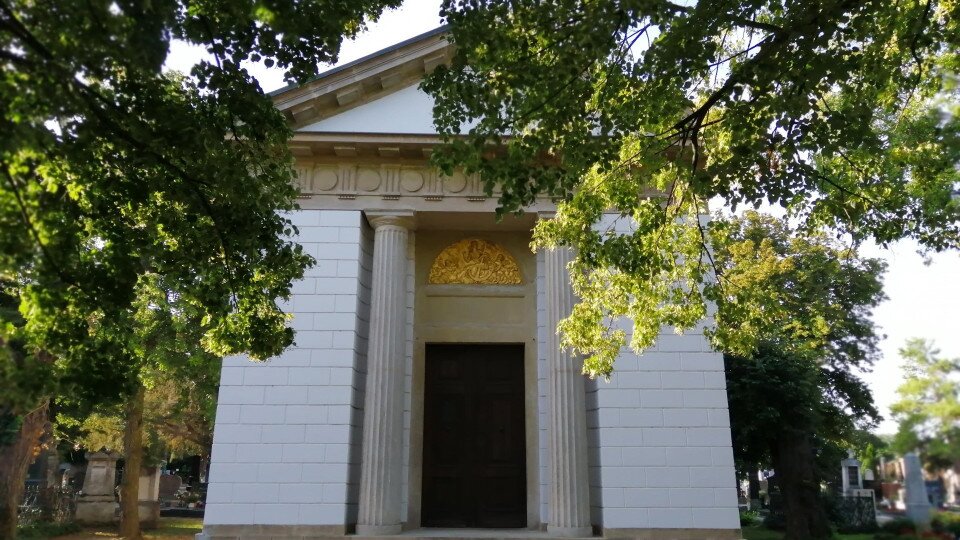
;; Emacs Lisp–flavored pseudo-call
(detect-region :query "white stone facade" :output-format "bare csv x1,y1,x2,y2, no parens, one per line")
205,210,371,528
198,27,740,540
202,207,739,537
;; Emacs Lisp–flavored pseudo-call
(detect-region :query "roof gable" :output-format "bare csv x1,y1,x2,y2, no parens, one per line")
272,27,451,133
298,82,437,134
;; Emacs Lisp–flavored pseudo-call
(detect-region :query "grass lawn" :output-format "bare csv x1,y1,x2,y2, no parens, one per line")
50,517,203,539
741,525,876,540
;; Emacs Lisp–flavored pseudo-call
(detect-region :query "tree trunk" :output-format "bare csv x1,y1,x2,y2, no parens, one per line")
772,431,832,540
0,400,50,540
748,462,761,502
119,385,145,540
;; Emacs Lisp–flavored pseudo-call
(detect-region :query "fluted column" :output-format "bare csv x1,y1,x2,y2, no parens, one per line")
545,247,592,537
357,213,412,536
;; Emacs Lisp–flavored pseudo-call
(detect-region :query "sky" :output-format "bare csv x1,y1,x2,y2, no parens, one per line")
165,0,960,434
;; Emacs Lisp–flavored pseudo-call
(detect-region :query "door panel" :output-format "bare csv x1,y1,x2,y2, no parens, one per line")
422,344,526,528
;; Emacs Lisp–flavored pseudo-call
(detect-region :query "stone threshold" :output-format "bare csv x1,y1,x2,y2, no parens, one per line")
393,529,579,539
197,526,742,540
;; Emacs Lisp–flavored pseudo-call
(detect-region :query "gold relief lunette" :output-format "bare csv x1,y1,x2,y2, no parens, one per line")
428,239,523,285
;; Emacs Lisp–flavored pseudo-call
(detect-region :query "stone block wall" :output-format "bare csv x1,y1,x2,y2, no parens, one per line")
536,250,737,532
589,330,740,531
571,215,740,532
204,210,369,528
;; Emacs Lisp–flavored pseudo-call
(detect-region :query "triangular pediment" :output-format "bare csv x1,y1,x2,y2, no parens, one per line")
298,83,437,134
272,27,451,134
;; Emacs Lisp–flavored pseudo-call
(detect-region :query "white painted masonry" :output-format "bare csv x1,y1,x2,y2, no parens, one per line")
198,27,741,540
301,85,437,135
205,210,370,528
588,332,740,530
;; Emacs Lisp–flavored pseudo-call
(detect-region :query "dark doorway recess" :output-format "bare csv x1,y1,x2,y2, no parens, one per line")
422,343,527,528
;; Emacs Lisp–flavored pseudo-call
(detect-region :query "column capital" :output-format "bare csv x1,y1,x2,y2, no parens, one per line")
365,210,415,230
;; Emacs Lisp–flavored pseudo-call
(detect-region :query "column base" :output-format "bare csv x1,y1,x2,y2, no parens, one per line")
547,525,593,537
356,523,403,535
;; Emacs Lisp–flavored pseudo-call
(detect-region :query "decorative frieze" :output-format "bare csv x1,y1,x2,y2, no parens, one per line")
295,163,492,203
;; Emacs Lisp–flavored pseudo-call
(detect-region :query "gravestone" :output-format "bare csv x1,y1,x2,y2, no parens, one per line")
75,451,120,524
158,473,182,505
903,452,932,528
841,450,862,495
44,454,59,488
138,467,162,528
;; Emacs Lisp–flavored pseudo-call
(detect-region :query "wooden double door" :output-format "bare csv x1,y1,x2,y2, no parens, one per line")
422,344,527,528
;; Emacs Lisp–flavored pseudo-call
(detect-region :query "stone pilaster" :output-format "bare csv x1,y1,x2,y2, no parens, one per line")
356,212,412,536
545,247,592,537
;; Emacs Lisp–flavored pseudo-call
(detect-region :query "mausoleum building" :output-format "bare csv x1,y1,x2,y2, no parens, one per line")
198,28,741,540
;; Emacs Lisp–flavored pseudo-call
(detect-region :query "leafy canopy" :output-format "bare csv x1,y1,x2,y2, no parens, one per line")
722,213,884,463
425,0,960,375
891,339,960,469
0,0,400,410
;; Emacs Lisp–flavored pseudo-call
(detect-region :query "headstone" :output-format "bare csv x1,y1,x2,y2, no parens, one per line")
75,451,120,524
42,452,59,488
944,468,960,505
158,473,182,504
137,467,162,528
841,450,862,495
903,452,932,528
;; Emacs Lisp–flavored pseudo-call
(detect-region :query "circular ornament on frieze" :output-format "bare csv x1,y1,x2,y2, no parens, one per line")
399,169,425,192
441,171,468,193
313,166,339,191
356,168,382,192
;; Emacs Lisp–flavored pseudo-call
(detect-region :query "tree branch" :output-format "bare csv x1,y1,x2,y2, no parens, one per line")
1,167,73,285
663,2,784,33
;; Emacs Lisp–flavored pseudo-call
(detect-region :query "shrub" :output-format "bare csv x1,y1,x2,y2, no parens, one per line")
740,509,761,527
932,511,960,536
878,517,919,537
762,508,785,531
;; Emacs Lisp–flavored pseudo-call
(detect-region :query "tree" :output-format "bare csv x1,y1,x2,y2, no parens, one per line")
58,308,221,482
718,212,884,540
53,278,225,538
424,0,960,376
0,1,401,537
891,339,960,471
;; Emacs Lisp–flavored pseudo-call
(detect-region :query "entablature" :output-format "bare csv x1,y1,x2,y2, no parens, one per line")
294,159,557,213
